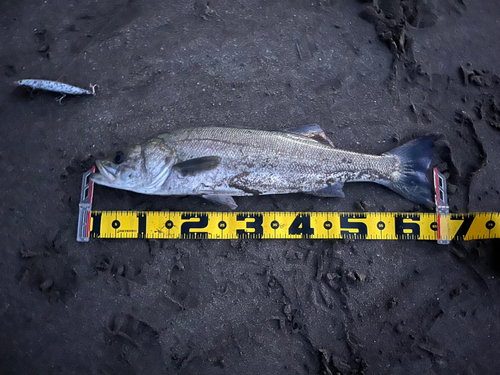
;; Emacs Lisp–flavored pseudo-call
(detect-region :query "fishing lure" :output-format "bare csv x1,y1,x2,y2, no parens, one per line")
15,79,97,103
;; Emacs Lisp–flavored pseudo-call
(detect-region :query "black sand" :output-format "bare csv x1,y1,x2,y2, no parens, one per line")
1,0,499,373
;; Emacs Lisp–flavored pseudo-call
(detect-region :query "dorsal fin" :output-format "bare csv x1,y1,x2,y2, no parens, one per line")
286,124,335,147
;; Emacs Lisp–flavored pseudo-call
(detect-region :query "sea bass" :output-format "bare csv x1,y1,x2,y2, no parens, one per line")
90,125,433,209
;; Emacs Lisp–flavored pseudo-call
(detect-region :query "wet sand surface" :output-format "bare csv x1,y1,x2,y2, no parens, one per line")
1,0,499,373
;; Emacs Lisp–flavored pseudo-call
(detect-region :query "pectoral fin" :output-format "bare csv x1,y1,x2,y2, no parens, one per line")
287,124,335,147
309,183,345,198
202,195,238,210
173,156,221,176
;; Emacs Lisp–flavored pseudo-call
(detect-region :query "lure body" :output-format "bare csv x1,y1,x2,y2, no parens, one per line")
15,79,96,95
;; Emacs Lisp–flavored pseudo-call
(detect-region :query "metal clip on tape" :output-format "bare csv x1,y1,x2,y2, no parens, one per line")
77,167,95,242
434,168,450,244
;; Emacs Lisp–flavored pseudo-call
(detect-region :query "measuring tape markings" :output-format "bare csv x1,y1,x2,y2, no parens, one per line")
88,211,499,240
78,167,498,242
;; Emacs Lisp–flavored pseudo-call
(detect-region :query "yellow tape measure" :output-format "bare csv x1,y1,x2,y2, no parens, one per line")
88,211,499,241
76,167,499,242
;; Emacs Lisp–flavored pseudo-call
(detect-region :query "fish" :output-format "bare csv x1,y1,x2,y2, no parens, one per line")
90,125,434,209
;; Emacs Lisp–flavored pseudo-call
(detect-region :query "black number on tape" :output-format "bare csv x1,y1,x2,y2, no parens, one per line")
395,214,420,239
451,215,474,240
137,213,146,238
288,214,314,238
180,213,209,239
236,214,264,239
340,214,367,239
90,212,102,238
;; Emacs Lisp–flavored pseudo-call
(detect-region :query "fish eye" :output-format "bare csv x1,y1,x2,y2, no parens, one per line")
114,151,125,164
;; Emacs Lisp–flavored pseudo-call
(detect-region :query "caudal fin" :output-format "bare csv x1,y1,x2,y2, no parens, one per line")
378,136,434,205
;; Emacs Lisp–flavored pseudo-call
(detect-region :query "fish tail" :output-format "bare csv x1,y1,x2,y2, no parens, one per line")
378,136,434,205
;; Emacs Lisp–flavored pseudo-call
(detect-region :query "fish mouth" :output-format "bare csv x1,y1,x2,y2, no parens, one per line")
92,160,118,184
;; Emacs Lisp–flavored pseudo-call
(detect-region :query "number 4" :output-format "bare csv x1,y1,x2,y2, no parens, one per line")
288,214,314,237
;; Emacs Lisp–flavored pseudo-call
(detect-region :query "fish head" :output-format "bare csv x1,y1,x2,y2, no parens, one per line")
91,138,176,193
